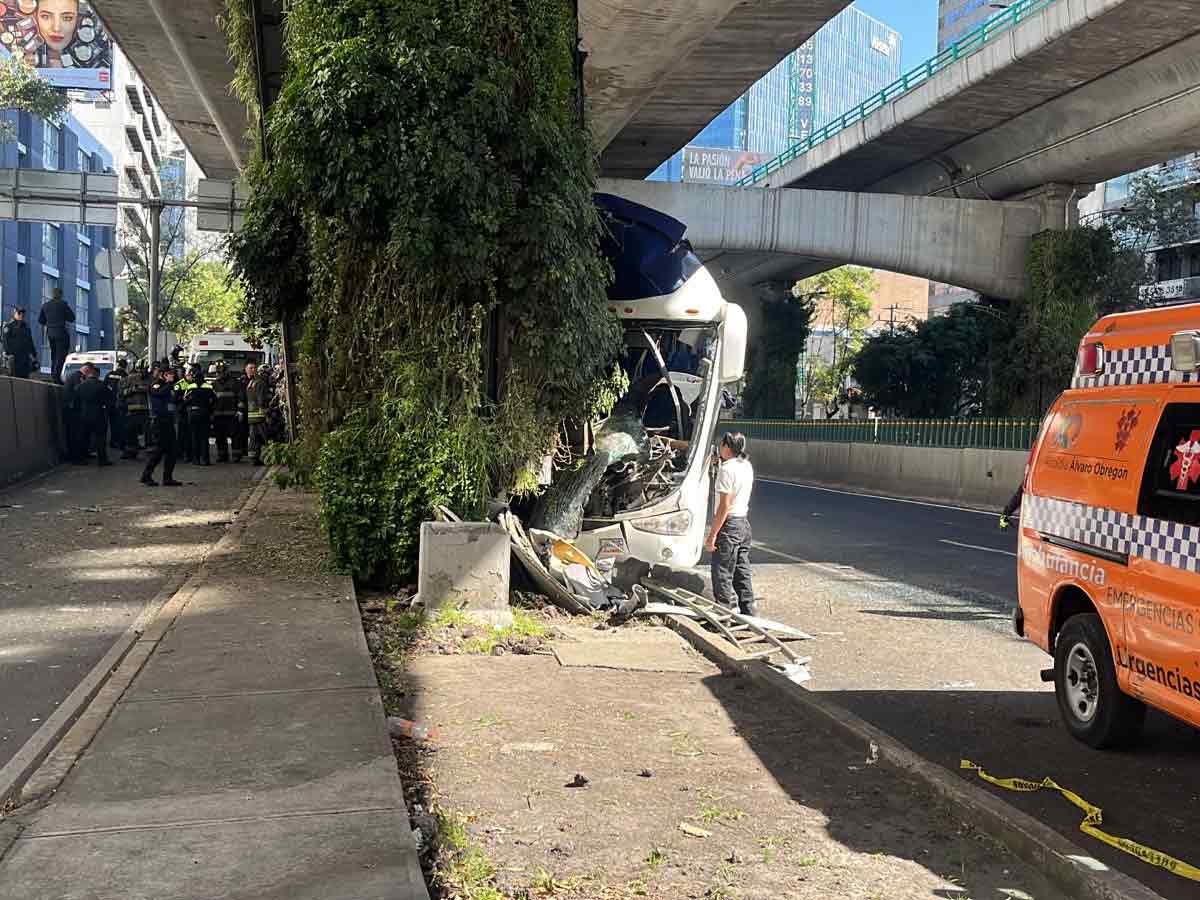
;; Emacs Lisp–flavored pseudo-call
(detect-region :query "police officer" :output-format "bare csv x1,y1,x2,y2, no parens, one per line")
142,367,182,487
184,364,217,466
120,362,151,459
37,287,75,383
173,366,195,463
209,361,242,463
105,358,129,451
74,364,115,467
244,361,271,466
2,308,37,378
62,364,86,463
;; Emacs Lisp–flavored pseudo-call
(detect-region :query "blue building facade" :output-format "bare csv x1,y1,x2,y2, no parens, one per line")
0,107,115,375
649,4,901,183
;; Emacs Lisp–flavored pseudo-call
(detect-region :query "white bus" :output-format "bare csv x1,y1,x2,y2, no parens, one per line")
565,194,748,569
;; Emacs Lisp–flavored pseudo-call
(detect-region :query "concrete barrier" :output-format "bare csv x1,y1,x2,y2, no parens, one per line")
752,439,1026,510
1,376,64,487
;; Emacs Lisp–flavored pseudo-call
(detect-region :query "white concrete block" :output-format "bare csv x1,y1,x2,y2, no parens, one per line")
418,522,513,628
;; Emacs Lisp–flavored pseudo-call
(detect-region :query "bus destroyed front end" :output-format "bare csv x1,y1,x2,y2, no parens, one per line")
501,194,747,614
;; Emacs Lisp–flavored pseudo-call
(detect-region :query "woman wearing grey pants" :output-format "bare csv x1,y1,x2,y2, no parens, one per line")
705,432,757,616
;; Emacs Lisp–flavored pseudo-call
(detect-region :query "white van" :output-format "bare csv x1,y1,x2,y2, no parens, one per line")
60,350,132,383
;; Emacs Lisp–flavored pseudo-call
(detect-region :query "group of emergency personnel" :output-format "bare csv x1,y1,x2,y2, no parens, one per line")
61,356,276,486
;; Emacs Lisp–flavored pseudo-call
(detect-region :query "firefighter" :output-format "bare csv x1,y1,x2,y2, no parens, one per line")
105,357,129,451
209,360,243,463
62,364,86,463
173,366,195,463
120,362,151,459
74,364,114,467
244,361,271,466
142,367,182,487
184,364,217,466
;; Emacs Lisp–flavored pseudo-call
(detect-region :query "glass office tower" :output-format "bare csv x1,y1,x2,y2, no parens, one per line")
648,5,901,183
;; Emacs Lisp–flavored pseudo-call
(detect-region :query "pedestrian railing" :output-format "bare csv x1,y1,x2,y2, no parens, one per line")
726,418,1040,451
732,0,1063,188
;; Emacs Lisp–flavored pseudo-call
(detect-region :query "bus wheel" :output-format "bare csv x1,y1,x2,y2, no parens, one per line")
1054,613,1145,749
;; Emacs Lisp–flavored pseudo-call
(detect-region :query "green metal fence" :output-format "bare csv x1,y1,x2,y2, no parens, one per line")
726,418,1040,451
732,0,1062,188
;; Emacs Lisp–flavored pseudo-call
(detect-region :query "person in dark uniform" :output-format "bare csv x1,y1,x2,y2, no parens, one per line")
37,288,75,383
184,364,216,465
74,364,114,467
209,361,243,463
173,367,195,463
105,358,128,451
142,367,182,487
2,308,37,378
120,363,151,459
62,364,86,463
244,361,271,466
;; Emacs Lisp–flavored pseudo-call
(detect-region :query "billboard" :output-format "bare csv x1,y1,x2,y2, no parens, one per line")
681,146,772,186
1,1,112,91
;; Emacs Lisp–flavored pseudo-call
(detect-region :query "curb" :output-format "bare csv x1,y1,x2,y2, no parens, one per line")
0,467,271,811
665,614,1167,900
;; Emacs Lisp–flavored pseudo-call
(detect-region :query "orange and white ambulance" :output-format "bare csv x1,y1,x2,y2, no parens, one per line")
1016,302,1200,748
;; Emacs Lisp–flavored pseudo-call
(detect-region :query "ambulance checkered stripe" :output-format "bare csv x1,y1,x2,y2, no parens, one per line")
1071,344,1198,390
1025,495,1200,574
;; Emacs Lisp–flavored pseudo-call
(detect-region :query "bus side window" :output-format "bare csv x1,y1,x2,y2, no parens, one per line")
1138,403,1200,526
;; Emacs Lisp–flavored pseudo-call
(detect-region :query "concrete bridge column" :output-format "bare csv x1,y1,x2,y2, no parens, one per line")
1009,183,1096,231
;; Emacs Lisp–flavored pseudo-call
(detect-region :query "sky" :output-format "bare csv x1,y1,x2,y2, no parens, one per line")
852,0,940,72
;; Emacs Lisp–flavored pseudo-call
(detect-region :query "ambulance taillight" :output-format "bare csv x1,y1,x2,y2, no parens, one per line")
1076,341,1105,376
1170,331,1200,371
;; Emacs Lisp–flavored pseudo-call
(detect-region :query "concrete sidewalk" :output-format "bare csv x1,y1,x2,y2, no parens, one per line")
0,481,428,900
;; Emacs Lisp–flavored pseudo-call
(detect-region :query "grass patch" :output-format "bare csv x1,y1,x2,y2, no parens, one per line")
434,810,504,899
460,609,548,655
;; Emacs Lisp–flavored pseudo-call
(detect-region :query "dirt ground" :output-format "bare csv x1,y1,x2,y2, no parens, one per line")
369,600,1071,900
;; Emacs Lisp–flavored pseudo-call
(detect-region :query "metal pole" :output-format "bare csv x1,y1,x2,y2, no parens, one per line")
148,200,161,364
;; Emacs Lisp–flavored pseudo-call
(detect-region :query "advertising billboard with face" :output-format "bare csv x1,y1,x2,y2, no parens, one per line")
681,146,772,186
1,0,111,91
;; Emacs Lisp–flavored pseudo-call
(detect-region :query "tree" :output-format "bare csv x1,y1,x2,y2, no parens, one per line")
1102,165,1200,314
797,266,875,418
0,55,67,143
116,167,229,356
854,304,992,417
741,285,812,419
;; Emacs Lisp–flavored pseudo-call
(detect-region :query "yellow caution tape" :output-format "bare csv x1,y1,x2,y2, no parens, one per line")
961,760,1200,883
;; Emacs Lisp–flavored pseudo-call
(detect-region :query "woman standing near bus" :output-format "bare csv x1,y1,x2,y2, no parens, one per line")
705,432,757,616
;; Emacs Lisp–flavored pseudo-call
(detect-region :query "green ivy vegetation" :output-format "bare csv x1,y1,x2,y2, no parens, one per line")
223,0,621,582
989,227,1115,417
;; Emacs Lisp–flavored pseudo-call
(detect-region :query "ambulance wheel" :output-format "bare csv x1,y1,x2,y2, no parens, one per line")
1054,613,1145,749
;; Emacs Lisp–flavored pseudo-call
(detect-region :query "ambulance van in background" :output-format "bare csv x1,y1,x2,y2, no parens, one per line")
1016,303,1200,748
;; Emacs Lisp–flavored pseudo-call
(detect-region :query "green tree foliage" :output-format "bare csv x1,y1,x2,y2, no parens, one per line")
989,228,1115,417
853,304,992,417
0,55,67,143
741,290,812,419
797,267,875,417
223,0,621,581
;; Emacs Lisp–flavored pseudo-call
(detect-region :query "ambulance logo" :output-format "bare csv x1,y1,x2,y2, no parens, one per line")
1115,408,1140,453
1053,414,1083,450
1170,431,1200,491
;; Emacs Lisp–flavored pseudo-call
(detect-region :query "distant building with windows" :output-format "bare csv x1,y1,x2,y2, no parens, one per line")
938,0,999,50
0,106,115,373
648,5,902,184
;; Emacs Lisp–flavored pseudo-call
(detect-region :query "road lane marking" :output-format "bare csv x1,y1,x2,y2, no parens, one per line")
940,539,1016,558
758,479,998,517
751,542,856,578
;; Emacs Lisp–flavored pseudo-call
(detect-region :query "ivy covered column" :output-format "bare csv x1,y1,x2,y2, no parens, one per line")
223,0,624,583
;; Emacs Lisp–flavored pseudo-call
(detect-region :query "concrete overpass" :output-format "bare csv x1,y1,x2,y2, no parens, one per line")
745,0,1200,201
597,178,1065,302
94,0,848,184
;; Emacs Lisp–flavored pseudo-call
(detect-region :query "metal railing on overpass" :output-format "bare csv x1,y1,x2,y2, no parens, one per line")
727,418,1041,451
732,0,1063,188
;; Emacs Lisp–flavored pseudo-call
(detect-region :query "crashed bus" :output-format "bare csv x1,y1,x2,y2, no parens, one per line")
533,194,747,571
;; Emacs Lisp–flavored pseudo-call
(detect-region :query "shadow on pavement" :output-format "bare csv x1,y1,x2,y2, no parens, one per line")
813,687,1200,900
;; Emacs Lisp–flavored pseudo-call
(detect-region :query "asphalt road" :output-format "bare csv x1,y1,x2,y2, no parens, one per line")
0,458,261,774
745,479,1200,900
